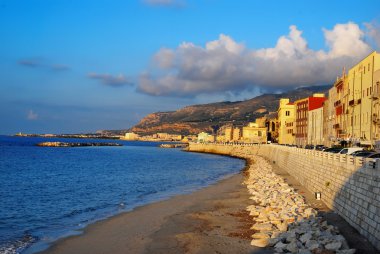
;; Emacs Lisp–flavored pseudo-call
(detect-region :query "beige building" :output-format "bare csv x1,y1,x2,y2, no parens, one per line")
265,112,278,143
307,106,324,145
197,132,215,143
323,88,336,147
232,127,242,141
242,122,267,143
344,51,380,146
216,125,233,142
122,132,140,140
277,98,296,145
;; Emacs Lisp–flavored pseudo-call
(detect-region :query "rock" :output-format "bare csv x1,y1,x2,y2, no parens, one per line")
274,241,287,250
298,249,312,254
268,238,281,246
251,238,269,247
304,208,317,217
336,249,356,254
325,241,342,251
286,240,299,253
249,210,260,216
285,231,297,243
305,240,320,250
300,232,312,243
252,232,270,239
277,222,288,231
251,223,273,231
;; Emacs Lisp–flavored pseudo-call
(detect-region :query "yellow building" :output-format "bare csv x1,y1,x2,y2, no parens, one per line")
216,125,233,142
323,88,336,147
344,51,380,146
232,127,242,141
242,122,267,143
277,98,295,145
225,126,233,141
122,132,140,140
197,132,214,143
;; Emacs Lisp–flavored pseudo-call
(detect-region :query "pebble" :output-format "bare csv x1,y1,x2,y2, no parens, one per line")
228,150,356,254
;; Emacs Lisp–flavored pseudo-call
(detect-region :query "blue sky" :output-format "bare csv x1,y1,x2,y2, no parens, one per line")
0,0,379,134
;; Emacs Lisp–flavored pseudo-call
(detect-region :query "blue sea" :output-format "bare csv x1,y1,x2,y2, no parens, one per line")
0,136,245,254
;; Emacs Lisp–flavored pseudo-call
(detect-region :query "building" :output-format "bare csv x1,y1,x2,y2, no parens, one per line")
216,125,233,142
295,94,326,147
344,51,380,147
197,132,214,143
307,105,324,145
277,98,296,145
232,127,242,141
323,88,336,147
265,112,278,143
122,132,140,140
242,122,267,143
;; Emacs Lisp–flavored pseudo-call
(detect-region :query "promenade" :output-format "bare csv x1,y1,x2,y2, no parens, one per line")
189,143,379,253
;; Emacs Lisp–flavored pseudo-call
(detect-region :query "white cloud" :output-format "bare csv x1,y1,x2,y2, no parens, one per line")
365,21,380,49
27,110,38,120
138,22,374,97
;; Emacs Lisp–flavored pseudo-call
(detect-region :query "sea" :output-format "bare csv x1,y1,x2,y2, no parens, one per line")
0,136,245,254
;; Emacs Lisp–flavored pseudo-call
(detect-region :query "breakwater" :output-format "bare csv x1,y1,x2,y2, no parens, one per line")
36,142,123,147
188,143,380,250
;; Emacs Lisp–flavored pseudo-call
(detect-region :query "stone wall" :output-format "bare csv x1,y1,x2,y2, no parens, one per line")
188,143,380,250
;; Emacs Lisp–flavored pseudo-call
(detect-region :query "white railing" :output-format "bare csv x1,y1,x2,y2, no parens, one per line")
190,142,379,170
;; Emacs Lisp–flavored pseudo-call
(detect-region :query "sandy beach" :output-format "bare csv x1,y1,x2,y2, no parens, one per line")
39,171,271,254
37,149,377,254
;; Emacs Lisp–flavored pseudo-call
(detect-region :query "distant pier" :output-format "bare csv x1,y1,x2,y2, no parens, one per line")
37,142,123,147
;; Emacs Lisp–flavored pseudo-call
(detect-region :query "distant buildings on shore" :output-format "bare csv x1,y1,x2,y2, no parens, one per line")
197,51,380,149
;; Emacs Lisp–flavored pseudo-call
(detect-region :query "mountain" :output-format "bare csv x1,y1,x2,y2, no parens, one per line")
125,85,330,136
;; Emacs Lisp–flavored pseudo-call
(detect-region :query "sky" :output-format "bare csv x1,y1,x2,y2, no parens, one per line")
0,0,380,134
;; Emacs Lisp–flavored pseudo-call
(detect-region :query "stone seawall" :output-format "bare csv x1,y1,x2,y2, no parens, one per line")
188,143,380,250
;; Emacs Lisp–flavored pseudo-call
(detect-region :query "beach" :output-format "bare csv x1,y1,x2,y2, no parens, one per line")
39,172,271,254
36,147,378,254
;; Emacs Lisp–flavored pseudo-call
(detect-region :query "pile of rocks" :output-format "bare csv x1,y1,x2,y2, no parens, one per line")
243,155,355,254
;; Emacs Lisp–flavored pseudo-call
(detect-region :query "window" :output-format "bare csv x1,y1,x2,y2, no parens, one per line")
286,111,290,116
258,131,262,136
368,63,371,71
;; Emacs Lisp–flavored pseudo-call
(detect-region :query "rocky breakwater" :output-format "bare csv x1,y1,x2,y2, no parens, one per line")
37,142,123,147
244,155,355,254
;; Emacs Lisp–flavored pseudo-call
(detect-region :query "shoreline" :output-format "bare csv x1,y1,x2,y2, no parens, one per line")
37,171,269,254
33,146,377,254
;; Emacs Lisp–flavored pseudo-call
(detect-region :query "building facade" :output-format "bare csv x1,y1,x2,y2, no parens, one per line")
307,106,324,145
277,98,295,145
295,94,326,147
242,122,267,144
344,51,380,147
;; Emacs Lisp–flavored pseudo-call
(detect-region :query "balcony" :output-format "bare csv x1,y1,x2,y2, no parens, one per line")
334,100,341,107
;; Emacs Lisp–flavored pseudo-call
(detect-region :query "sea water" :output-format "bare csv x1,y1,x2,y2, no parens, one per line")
0,136,245,254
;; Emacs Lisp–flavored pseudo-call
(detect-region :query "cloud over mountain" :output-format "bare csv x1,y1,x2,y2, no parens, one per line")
138,22,374,97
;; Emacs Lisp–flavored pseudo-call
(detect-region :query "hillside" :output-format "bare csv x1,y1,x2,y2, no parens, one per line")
125,85,330,135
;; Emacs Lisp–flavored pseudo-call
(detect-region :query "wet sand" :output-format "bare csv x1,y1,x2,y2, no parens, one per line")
39,173,272,254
